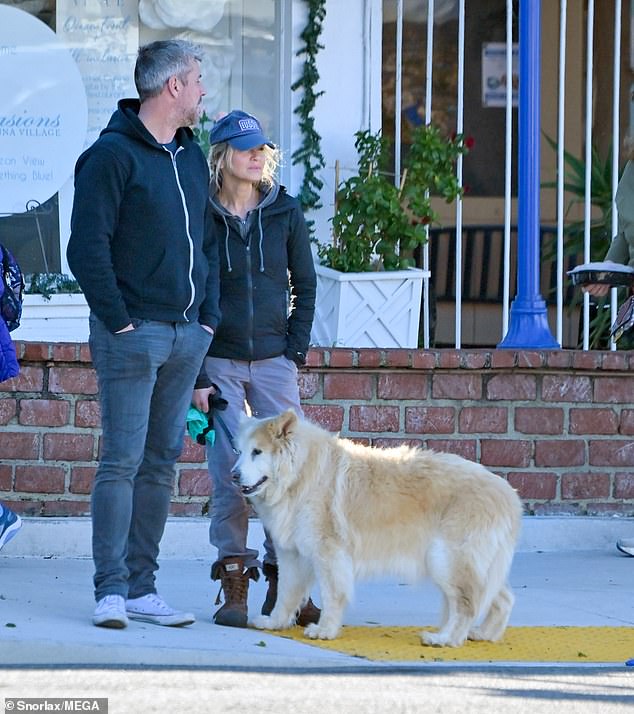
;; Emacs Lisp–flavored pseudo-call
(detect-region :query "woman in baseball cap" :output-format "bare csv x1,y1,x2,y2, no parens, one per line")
209,110,276,151
192,111,318,629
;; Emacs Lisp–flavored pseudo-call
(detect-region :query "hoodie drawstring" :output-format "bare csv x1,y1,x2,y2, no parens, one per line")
257,208,265,272
221,213,232,272
212,182,280,273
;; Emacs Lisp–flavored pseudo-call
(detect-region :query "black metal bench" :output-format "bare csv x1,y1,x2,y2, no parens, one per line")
415,225,579,346
420,224,576,303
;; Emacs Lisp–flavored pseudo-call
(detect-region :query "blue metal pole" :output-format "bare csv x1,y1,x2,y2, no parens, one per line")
498,0,559,349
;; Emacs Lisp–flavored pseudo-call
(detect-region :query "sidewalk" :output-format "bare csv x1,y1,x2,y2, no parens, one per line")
2,517,633,669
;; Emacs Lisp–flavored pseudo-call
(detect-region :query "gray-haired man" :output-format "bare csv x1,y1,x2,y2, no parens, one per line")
67,40,220,629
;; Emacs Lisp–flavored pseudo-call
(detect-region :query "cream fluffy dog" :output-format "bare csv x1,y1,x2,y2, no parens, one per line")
233,410,522,647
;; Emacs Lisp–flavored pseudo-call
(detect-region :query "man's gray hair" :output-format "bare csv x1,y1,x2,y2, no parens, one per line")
135,40,203,102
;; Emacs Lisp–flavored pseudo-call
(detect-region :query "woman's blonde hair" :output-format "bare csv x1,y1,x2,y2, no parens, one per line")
209,142,281,192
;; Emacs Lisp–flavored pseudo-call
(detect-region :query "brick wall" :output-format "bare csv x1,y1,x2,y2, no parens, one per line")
1,342,634,518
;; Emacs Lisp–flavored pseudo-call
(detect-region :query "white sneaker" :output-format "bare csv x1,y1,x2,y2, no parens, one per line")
125,593,195,627
616,538,634,557
93,594,129,629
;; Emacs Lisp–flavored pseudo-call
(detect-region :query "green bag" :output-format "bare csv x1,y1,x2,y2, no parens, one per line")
186,406,216,446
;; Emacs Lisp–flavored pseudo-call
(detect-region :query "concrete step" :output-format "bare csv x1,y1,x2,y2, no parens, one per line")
3,515,633,559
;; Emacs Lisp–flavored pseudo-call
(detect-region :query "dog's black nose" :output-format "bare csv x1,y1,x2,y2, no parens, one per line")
230,470,241,484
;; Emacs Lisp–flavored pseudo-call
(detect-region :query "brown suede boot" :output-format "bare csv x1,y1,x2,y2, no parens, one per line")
211,558,258,628
261,562,321,626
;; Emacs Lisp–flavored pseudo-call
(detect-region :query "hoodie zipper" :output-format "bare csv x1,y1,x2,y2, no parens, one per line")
238,216,255,358
164,145,195,321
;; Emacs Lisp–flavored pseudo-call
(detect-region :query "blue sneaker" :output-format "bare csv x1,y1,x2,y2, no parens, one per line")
0,506,22,551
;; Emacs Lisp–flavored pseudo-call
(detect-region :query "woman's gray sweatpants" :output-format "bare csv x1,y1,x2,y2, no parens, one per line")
203,355,303,571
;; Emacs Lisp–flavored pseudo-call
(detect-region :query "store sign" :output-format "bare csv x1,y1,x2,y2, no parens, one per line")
482,42,519,109
0,5,88,215
57,0,138,149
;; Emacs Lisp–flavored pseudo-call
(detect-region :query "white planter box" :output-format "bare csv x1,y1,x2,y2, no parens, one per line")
311,264,429,348
12,294,90,343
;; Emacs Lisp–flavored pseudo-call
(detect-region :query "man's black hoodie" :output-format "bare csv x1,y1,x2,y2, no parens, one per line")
67,99,220,334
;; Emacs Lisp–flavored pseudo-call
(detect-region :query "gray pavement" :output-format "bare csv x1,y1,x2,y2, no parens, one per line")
2,668,634,714
1,516,633,670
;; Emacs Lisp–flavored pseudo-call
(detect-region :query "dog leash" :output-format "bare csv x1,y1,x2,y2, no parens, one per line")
207,386,239,454
213,411,239,455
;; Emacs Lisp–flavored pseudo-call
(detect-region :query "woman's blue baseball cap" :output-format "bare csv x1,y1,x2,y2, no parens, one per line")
209,110,275,150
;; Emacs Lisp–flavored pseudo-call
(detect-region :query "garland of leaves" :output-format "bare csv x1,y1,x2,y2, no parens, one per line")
25,272,82,299
291,0,327,221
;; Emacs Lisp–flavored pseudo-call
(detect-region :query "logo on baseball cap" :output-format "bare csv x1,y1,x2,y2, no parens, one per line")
209,110,275,151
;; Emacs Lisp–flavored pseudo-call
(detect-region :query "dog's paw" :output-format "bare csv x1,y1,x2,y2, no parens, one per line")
251,613,297,631
467,627,486,641
304,622,339,640
250,615,275,630
421,630,465,648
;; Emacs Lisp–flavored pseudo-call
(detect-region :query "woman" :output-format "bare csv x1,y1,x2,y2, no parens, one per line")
192,110,318,627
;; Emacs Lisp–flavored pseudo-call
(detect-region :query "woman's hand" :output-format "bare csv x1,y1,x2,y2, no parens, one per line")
192,385,216,412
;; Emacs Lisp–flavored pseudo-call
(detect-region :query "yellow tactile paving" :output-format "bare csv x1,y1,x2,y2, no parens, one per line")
273,626,634,663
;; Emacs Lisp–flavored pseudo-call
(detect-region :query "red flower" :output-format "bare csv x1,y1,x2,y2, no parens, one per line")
465,135,475,149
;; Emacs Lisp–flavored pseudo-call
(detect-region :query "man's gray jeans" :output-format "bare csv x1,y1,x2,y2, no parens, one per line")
89,316,212,601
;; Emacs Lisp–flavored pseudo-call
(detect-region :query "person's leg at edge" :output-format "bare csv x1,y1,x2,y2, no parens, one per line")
0,502,22,551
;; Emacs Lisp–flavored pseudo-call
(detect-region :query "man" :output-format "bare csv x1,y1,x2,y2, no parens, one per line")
67,40,220,629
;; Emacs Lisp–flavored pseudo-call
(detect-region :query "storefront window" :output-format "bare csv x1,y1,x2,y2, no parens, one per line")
0,0,286,274
382,0,518,197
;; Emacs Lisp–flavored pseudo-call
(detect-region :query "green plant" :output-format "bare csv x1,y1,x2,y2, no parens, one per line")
291,0,327,221
542,135,616,261
192,110,212,160
25,273,82,300
542,136,624,348
318,124,469,272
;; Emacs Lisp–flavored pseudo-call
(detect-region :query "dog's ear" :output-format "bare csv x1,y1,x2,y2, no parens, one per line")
269,409,297,440
279,409,298,437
